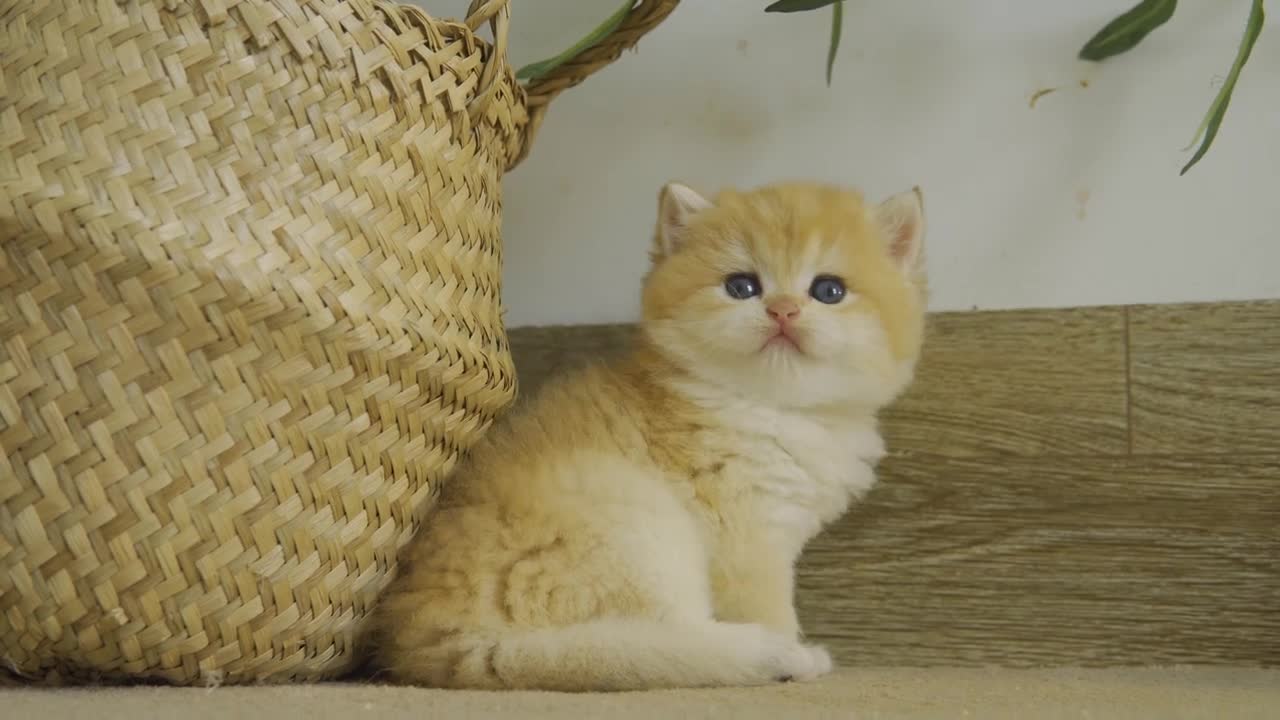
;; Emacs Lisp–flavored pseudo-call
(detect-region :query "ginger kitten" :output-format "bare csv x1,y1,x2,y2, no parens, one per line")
372,180,928,691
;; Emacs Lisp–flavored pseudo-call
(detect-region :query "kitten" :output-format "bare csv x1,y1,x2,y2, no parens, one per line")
371,180,928,691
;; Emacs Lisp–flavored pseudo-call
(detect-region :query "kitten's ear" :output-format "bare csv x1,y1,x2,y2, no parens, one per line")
874,186,925,274
655,182,711,257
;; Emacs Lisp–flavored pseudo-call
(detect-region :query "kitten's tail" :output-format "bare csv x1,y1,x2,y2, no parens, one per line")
386,619,831,692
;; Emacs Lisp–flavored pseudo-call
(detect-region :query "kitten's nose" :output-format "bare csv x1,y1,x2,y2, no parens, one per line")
766,298,801,324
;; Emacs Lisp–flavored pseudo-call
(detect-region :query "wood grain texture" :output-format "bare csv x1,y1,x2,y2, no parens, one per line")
509,323,634,401
504,300,1280,667
885,308,1128,456
1129,301,1280,454
797,454,1280,667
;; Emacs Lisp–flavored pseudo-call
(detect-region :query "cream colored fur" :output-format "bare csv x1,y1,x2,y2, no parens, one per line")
372,180,928,691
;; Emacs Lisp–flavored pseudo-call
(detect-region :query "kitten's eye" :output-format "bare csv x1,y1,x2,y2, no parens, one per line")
724,273,761,300
809,276,847,304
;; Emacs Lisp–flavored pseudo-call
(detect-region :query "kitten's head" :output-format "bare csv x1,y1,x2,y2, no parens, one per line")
641,180,927,410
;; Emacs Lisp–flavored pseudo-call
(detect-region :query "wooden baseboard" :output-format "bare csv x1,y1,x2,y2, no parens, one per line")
507,301,1280,667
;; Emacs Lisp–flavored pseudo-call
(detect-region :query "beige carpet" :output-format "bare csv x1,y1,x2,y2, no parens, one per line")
4,668,1277,720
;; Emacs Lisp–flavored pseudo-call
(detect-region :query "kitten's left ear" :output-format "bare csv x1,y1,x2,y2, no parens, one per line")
874,186,926,274
655,182,712,257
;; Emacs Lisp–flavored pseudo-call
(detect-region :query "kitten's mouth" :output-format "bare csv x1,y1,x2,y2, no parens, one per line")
762,330,804,354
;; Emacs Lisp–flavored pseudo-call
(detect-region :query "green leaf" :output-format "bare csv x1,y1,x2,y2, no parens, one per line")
765,0,840,13
1079,0,1178,61
515,1,636,83
826,1,844,86
1180,0,1265,175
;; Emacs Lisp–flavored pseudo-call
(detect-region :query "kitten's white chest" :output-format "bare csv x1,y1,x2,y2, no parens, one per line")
707,401,885,545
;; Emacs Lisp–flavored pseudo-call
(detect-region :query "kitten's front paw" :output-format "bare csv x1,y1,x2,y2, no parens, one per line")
734,623,833,685
801,644,833,679
771,642,833,684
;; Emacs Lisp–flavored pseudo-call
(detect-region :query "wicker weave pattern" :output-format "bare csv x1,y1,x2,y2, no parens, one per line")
0,0,680,685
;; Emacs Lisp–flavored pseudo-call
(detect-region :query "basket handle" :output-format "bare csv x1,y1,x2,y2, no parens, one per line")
461,0,512,118
509,0,681,167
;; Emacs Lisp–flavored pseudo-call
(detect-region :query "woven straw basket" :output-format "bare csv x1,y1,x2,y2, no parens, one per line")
0,0,678,684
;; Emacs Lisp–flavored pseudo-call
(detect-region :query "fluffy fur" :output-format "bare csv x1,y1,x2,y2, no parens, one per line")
371,180,928,691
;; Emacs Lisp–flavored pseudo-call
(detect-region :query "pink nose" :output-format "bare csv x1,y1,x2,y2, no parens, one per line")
766,298,801,324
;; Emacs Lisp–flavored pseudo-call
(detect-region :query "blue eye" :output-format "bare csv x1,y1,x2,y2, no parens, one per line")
809,276,846,304
724,273,761,300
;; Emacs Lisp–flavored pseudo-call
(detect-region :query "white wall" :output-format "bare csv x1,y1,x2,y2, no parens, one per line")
433,1,1280,327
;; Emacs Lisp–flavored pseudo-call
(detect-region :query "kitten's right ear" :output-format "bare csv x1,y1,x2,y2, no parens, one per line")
655,182,711,257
